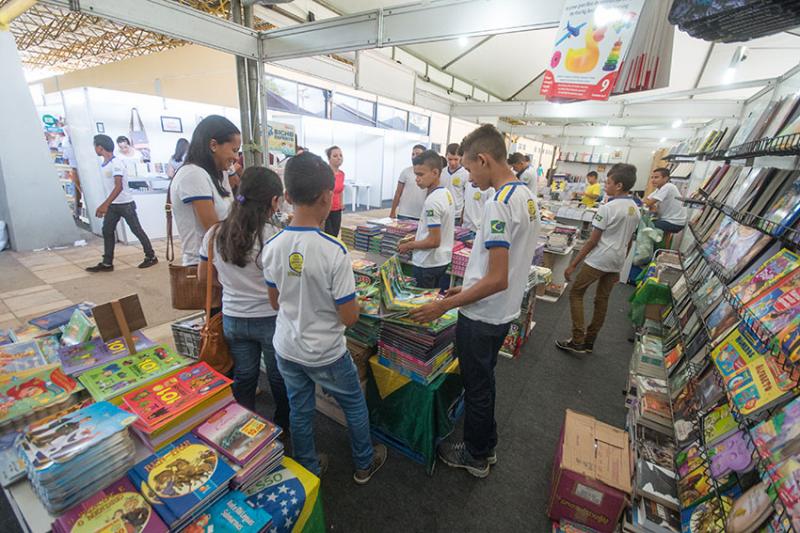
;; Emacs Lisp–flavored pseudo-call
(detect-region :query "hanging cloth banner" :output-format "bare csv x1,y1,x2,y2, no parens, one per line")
540,0,644,102
128,107,151,162
267,122,296,156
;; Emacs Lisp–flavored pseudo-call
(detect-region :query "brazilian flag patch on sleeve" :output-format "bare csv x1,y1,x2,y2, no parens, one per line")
490,220,506,233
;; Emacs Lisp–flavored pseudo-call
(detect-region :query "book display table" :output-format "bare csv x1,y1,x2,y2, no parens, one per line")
366,356,463,475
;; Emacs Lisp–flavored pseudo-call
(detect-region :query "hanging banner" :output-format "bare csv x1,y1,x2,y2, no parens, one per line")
540,0,644,101
267,122,296,156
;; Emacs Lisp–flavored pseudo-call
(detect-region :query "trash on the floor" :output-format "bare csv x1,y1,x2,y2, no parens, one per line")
73,239,88,247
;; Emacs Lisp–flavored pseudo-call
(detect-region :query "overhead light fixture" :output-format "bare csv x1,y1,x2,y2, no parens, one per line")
458,36,469,47
659,137,666,143
672,119,682,128
724,46,747,85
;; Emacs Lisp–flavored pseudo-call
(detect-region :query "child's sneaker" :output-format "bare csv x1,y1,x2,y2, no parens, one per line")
353,444,387,485
487,448,497,466
437,441,490,478
555,338,589,354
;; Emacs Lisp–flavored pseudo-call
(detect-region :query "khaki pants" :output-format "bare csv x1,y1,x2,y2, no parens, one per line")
569,264,619,345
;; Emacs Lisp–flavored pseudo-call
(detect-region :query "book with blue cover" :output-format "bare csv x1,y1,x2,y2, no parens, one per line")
28,302,94,331
128,433,236,530
184,490,273,532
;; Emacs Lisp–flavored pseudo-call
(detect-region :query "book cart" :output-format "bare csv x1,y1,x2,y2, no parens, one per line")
622,66,800,533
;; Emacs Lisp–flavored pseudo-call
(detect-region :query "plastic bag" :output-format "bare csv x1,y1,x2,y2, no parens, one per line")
633,217,663,266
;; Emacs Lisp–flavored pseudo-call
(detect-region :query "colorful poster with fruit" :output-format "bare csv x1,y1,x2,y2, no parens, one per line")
540,0,644,101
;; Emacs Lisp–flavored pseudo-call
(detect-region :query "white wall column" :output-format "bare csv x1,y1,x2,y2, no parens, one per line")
0,32,80,250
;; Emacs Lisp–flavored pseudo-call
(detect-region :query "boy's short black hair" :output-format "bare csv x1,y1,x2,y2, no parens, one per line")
507,152,526,165
607,163,637,192
446,143,460,156
653,167,670,179
459,124,507,163
412,149,443,171
116,135,130,145
284,151,335,205
94,134,115,153
523,154,531,163
412,144,427,152
587,171,598,178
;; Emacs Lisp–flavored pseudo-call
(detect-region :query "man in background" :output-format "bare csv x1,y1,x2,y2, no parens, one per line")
390,144,427,220
507,152,537,197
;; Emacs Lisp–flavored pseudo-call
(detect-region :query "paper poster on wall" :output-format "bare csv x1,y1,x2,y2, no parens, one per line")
268,122,296,156
540,0,644,101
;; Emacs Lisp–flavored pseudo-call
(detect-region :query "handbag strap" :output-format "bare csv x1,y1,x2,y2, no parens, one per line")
165,181,175,263
205,224,220,321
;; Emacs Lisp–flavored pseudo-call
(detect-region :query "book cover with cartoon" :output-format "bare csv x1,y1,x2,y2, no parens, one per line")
194,402,281,466
0,367,81,427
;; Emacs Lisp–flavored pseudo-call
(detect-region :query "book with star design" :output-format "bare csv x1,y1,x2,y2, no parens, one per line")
183,490,272,532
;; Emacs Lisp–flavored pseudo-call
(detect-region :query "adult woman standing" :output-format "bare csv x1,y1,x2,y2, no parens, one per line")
166,138,189,178
171,115,240,266
324,145,345,236
198,167,290,427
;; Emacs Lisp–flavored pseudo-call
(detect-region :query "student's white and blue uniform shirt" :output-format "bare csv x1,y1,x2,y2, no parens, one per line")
518,165,537,197
461,181,540,325
584,196,641,274
262,227,356,367
100,157,133,204
412,187,455,268
442,166,469,216
462,183,495,232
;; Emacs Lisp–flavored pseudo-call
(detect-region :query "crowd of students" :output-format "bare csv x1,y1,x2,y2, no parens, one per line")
83,112,685,484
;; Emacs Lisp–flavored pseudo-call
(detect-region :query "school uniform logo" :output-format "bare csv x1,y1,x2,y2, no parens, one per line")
490,220,506,233
452,178,461,186
628,206,637,216
527,199,537,220
594,214,604,223
426,209,435,217
288,252,304,276
473,192,482,201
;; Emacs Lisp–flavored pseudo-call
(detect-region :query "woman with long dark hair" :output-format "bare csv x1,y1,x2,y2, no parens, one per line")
171,115,240,266
323,145,345,236
198,166,289,426
167,138,189,178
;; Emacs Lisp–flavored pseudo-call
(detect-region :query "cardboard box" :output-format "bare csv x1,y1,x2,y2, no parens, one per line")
547,410,632,532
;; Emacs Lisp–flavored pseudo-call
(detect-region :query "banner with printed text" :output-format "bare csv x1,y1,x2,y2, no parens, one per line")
540,0,644,101
268,122,297,156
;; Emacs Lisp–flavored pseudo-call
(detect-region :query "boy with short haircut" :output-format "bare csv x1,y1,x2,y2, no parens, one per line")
507,152,537,196
86,134,157,273
262,152,387,484
389,144,427,220
397,150,455,289
644,167,687,234
556,163,641,354
578,171,601,207
410,125,539,478
442,143,468,224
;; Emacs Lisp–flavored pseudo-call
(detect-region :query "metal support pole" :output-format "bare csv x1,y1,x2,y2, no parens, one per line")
244,4,262,166
230,0,253,167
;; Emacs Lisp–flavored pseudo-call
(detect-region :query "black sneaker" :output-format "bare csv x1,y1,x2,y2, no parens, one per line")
353,444,387,485
487,449,497,466
584,341,594,353
437,441,489,478
85,263,113,273
555,338,588,354
138,257,158,268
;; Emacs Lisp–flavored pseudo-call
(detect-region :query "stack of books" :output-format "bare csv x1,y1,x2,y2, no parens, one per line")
377,310,458,385
0,367,83,429
546,225,578,252
368,232,383,254
53,476,167,532
59,309,95,346
57,330,155,376
380,256,439,311
128,433,236,531
380,221,417,256
451,248,471,278
122,362,233,450
194,402,284,490
19,401,138,514
454,226,474,243
340,225,356,250
346,315,381,347
184,490,273,532
355,224,382,251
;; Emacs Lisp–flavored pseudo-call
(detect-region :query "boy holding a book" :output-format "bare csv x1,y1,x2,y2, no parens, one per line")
398,150,456,289
262,152,387,484
556,163,641,354
411,125,539,478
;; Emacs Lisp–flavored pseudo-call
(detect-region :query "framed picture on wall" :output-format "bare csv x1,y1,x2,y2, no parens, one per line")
160,116,183,133
96,122,105,133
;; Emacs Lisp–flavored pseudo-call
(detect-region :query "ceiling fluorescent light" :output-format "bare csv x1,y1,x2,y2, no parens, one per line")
458,36,469,47
659,137,666,143
672,119,682,128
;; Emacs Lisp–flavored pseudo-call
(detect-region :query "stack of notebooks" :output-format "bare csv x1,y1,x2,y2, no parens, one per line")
368,232,383,254
451,248,471,278
19,401,138,514
380,256,440,311
346,315,381,347
377,310,457,385
194,402,284,490
453,226,474,244
121,362,233,450
128,433,236,531
78,344,191,402
380,220,418,257
355,224,382,252
340,225,356,250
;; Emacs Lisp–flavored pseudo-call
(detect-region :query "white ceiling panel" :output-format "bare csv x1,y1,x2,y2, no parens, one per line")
697,33,800,88
404,36,488,68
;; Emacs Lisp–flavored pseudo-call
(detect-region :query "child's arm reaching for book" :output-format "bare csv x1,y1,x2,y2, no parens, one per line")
398,226,441,253
565,228,602,281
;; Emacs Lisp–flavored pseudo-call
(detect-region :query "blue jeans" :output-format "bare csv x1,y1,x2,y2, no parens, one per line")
412,264,448,289
653,219,685,234
276,352,373,474
222,314,290,429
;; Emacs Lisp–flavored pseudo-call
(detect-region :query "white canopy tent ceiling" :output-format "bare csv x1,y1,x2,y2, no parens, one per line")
8,0,800,143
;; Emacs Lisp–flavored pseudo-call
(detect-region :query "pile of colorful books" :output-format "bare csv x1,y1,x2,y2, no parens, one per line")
355,224,382,251
340,225,356,249
122,362,233,451
57,330,155,376
194,402,284,490
19,401,138,514
454,225,474,243
380,221,417,256
377,310,458,385
451,248,471,278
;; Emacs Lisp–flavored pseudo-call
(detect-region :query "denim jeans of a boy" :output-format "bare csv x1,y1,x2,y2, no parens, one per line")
276,352,373,475
222,314,290,429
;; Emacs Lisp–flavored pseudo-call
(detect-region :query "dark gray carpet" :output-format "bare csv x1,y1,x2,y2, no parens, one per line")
2,283,634,532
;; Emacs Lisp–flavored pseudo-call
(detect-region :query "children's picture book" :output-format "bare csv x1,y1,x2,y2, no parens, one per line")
636,459,679,510
194,402,282,466
78,345,190,401
35,335,61,365
60,310,95,346
707,430,755,479
0,340,53,377
380,255,440,311
0,331,12,346
0,367,82,428
10,323,46,343
53,476,167,533
0,430,25,486
732,249,800,305
128,433,236,529
751,395,800,465
762,175,800,236
746,266,800,336
123,362,232,433
702,403,738,447
725,481,774,533
59,330,156,376
28,302,94,331
729,356,796,417
638,497,680,533
778,314,800,363
19,401,136,471
183,490,272,533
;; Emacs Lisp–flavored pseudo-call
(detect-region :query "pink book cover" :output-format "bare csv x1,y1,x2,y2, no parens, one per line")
193,402,281,466
53,476,167,533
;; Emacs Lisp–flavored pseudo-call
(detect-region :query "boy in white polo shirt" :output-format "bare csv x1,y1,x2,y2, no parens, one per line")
644,167,687,234
443,143,468,224
556,163,641,354
463,180,495,232
262,152,387,484
411,125,539,478
398,150,455,289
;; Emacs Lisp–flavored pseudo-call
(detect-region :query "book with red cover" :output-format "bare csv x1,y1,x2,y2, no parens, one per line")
746,268,800,336
193,402,282,466
122,362,232,433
